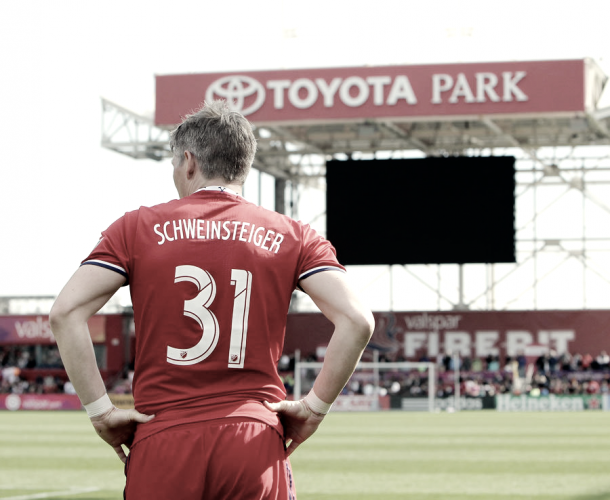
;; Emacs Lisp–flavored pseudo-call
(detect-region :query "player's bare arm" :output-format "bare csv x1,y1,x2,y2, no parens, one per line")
265,270,374,455
50,265,154,463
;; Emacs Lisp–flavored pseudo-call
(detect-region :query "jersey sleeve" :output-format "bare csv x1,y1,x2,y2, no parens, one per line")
81,211,137,284
296,223,346,289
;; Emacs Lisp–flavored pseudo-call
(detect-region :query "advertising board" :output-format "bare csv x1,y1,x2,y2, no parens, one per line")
0,394,82,411
496,394,603,412
285,310,610,361
156,60,604,126
333,394,390,411
0,315,106,345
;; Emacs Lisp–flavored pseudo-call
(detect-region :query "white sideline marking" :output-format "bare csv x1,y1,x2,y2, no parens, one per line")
1,487,100,500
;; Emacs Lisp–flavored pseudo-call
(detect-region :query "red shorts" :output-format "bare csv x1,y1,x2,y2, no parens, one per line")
124,417,297,500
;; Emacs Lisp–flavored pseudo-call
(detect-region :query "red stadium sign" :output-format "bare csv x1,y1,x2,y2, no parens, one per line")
0,315,106,344
285,310,610,361
155,59,605,126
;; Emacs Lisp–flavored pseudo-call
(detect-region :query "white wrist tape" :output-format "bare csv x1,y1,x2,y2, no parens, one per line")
84,393,113,418
304,389,332,415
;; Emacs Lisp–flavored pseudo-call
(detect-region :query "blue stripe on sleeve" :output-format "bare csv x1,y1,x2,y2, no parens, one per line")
81,261,129,285
297,266,345,292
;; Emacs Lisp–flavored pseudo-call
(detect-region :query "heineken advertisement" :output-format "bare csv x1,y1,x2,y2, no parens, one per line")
496,394,604,412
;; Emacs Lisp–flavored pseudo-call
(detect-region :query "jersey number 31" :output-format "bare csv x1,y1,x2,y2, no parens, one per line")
166,265,252,369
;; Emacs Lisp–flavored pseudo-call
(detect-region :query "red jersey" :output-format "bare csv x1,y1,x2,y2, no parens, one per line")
83,187,344,442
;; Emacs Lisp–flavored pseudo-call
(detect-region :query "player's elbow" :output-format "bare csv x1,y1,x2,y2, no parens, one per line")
342,308,375,349
359,309,375,345
49,302,67,335
49,299,78,338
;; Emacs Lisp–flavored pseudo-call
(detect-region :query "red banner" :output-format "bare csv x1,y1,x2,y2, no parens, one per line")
0,315,106,345
156,60,604,126
0,394,82,411
285,310,610,361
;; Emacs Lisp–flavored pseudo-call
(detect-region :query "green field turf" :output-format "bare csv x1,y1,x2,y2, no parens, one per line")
1,411,609,499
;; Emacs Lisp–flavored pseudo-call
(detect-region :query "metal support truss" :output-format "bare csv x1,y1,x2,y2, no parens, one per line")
101,98,171,161
385,146,610,312
290,144,610,313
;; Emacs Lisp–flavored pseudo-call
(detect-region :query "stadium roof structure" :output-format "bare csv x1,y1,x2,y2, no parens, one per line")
101,59,610,312
102,59,610,179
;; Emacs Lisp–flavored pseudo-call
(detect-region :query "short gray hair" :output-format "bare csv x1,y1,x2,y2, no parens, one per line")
169,100,257,184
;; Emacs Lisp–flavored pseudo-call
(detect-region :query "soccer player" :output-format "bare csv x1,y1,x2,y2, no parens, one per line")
50,100,374,499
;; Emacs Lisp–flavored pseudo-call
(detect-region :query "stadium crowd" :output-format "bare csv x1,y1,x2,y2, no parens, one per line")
0,345,70,395
2,344,610,399
283,350,610,400
384,350,610,399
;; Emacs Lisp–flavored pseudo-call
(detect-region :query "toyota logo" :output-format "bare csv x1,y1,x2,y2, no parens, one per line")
206,75,266,116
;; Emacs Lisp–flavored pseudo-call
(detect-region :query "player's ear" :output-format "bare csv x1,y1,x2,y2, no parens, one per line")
184,151,198,179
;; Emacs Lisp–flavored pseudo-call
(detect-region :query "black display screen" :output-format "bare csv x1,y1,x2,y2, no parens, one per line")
325,156,516,265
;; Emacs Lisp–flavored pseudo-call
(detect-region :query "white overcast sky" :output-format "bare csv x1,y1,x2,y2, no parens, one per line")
1,0,610,305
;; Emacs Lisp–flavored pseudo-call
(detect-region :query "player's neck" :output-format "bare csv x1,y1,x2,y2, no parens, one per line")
197,178,243,196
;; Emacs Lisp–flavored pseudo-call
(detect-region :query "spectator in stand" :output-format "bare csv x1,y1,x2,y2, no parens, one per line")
417,353,430,364
471,357,482,372
587,379,600,394
534,374,550,396
516,351,527,378
278,354,291,371
64,380,77,395
559,351,572,372
595,351,610,371
464,379,480,397
485,354,493,370
571,353,582,371
461,355,472,372
110,374,133,395
548,350,558,374
442,353,451,372
581,353,593,370
281,373,295,394
1,349,15,367
483,382,496,396
550,378,564,395
41,346,63,369
13,379,29,394
42,376,58,394
17,349,30,369
568,377,580,394
1,366,20,387
488,355,500,372
348,379,361,395
535,353,548,375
